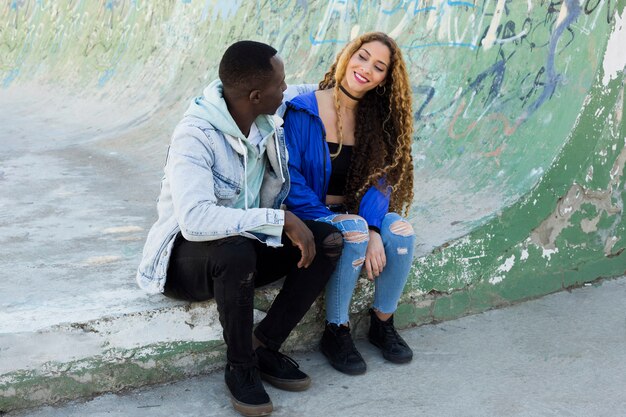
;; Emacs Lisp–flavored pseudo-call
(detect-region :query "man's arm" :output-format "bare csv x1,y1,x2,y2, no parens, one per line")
283,211,315,268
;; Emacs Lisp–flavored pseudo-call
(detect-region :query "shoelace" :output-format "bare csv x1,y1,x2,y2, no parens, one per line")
267,349,301,369
237,367,261,390
336,327,359,355
381,321,403,347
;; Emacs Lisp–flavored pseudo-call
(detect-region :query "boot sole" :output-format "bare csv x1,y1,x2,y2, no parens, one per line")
260,372,311,392
230,396,273,417
320,345,367,375
368,339,413,364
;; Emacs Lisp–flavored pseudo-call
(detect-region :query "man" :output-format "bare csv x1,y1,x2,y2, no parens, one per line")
136,41,342,417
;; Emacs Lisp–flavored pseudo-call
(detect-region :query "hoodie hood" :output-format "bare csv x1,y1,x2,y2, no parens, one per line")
185,80,280,149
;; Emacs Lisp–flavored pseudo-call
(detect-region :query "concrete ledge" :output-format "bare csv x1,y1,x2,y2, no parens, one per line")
0,284,325,413
3,271,622,413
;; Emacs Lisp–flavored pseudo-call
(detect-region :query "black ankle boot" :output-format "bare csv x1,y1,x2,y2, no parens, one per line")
320,322,367,375
368,309,413,364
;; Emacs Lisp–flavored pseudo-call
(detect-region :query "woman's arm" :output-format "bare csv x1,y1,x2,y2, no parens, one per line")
283,110,334,220
358,181,391,231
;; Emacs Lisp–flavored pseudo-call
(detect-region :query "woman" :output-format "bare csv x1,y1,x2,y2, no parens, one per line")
283,32,416,375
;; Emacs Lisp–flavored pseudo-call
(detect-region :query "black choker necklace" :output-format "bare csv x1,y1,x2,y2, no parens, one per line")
338,84,362,101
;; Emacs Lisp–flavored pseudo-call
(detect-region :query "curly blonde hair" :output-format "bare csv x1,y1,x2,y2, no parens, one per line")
319,32,414,216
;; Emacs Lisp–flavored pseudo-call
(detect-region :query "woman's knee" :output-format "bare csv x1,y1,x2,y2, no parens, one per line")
330,214,369,243
328,214,368,268
389,219,415,237
381,214,416,249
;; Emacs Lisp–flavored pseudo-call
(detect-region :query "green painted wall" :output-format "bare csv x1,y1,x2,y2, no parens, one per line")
2,0,625,314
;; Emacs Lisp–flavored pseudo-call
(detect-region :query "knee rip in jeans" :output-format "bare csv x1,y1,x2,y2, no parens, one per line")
322,231,343,262
390,220,414,237
344,231,368,243
352,257,365,268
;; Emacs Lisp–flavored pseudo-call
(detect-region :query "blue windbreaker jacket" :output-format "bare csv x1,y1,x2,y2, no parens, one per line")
283,91,391,230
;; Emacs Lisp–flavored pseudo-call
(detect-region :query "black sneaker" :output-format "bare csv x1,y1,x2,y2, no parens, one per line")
255,346,311,392
368,308,413,364
224,364,273,417
320,322,367,375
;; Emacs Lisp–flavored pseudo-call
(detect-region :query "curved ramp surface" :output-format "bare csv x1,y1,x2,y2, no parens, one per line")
0,0,625,410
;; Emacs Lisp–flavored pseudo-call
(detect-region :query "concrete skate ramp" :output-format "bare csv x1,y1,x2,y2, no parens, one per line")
1,0,625,411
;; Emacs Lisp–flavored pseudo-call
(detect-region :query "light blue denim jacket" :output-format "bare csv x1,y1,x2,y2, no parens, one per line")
136,81,315,293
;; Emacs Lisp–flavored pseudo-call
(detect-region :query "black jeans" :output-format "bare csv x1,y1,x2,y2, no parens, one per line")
164,220,342,368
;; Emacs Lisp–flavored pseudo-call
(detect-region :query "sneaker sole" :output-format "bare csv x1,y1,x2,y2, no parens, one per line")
368,339,413,364
260,372,311,392
229,396,273,417
320,345,367,376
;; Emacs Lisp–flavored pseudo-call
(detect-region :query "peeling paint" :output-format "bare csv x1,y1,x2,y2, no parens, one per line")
531,169,623,252
602,8,626,86
586,165,594,182
489,275,504,285
581,215,601,233
541,248,559,260
497,255,516,273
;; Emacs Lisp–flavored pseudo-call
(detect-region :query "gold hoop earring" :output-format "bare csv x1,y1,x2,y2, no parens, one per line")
376,84,386,96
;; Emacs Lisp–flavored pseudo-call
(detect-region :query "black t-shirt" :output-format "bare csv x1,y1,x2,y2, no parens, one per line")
327,142,353,195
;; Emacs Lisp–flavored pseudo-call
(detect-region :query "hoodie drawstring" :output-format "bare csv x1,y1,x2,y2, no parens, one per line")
237,137,249,210
274,130,286,184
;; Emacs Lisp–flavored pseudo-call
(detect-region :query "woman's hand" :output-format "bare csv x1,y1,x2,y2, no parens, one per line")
365,230,386,280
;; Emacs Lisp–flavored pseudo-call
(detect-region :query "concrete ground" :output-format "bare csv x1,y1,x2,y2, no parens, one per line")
8,276,626,417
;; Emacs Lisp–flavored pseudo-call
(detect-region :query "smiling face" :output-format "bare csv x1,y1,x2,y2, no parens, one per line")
341,40,391,98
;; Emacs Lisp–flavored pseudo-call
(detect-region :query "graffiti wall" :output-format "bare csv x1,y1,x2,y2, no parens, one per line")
1,0,625,308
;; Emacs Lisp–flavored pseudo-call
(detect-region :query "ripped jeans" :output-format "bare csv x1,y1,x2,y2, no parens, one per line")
316,212,416,325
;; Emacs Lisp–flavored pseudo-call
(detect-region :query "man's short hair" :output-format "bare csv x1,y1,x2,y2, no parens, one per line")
219,41,278,90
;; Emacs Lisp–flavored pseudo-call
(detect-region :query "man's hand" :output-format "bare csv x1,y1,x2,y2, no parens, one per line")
365,230,386,280
283,211,316,268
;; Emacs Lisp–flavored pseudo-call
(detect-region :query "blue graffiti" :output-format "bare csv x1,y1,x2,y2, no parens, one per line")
382,0,437,15
414,85,436,121
415,52,511,121
98,69,116,87
383,0,475,16
516,0,581,122
447,1,475,7
309,34,349,46
3,69,20,88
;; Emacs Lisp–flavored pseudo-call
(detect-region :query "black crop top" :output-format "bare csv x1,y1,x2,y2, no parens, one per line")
327,142,353,195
